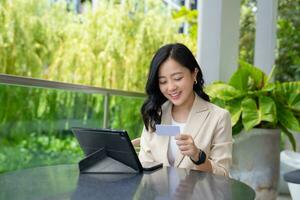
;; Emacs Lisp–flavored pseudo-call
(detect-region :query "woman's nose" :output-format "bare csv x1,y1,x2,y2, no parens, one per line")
167,82,177,91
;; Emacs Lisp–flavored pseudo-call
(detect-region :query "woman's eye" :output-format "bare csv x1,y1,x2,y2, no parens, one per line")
159,81,167,85
174,77,183,81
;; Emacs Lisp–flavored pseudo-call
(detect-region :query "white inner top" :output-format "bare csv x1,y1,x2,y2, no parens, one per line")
167,118,186,166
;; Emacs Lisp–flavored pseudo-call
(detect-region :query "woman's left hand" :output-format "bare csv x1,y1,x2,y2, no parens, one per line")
175,134,199,161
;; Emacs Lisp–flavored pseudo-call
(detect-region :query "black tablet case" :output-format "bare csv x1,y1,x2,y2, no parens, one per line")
72,128,143,174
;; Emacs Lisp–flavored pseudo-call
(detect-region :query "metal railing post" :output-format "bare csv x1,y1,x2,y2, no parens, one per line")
103,93,110,128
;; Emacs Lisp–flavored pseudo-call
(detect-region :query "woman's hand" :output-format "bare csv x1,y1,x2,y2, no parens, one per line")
175,134,199,161
175,134,212,172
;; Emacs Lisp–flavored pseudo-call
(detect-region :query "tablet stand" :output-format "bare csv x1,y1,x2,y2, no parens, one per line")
78,148,138,174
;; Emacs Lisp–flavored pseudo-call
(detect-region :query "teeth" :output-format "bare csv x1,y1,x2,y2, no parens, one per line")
170,93,179,97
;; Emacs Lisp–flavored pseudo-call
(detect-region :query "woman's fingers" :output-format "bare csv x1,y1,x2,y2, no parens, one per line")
178,144,190,151
175,134,190,140
177,143,196,156
175,134,198,157
181,150,194,156
176,135,193,147
176,139,191,145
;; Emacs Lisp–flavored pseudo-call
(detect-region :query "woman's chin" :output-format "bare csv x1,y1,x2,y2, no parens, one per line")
170,99,183,106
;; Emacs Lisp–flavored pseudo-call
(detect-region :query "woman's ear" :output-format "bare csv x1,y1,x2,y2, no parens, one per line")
193,68,199,79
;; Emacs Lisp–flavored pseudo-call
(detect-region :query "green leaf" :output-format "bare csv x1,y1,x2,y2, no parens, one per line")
275,82,300,112
205,83,243,101
210,98,226,108
232,119,243,135
226,99,242,126
277,102,300,132
288,93,300,112
279,124,297,151
239,60,267,89
266,65,276,83
262,82,275,92
229,67,249,91
241,97,260,131
259,96,277,124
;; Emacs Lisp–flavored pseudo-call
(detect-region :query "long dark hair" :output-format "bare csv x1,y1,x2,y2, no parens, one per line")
141,43,210,132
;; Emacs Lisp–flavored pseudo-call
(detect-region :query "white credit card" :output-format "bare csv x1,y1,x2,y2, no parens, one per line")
155,124,180,136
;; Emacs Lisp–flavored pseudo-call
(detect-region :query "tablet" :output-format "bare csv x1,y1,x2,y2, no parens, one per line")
72,127,162,173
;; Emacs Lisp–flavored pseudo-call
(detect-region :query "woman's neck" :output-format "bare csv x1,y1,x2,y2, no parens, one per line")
171,93,195,123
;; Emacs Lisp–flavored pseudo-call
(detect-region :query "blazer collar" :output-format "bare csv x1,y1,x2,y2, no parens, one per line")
159,101,172,165
161,93,209,124
174,95,210,167
160,94,210,167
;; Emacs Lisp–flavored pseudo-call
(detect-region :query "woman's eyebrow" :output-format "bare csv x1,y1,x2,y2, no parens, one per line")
158,72,183,79
170,72,184,76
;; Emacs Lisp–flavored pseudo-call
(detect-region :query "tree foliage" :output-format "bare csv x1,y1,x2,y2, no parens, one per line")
239,0,300,82
0,0,196,173
239,0,256,64
0,0,195,91
275,0,300,81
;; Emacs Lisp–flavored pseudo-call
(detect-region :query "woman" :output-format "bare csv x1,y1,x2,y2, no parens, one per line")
139,43,232,176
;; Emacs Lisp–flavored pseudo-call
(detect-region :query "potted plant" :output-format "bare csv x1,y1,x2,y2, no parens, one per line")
205,61,300,200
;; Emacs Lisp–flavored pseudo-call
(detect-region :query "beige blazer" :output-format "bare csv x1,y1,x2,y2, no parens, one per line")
138,95,232,176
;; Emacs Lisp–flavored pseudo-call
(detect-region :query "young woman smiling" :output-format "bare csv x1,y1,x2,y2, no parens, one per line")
139,43,232,176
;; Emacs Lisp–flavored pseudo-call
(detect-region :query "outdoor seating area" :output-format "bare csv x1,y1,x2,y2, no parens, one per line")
0,0,299,200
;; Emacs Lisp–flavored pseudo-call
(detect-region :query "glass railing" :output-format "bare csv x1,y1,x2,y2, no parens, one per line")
0,74,145,173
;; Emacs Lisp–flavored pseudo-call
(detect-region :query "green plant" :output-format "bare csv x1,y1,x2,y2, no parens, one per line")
0,133,83,173
172,6,198,40
205,61,300,150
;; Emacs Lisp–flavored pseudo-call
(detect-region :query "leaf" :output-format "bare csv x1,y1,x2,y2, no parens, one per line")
259,96,277,124
266,65,276,83
277,102,300,132
262,82,275,92
275,82,300,112
205,83,243,101
232,119,243,135
210,98,226,108
229,67,250,91
226,99,242,126
241,97,260,131
287,93,300,112
239,60,267,89
279,124,297,151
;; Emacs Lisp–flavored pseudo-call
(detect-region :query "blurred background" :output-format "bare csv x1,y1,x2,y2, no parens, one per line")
0,0,299,181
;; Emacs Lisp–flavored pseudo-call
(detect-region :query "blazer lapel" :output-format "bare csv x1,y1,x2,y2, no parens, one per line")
159,101,172,165
174,95,210,167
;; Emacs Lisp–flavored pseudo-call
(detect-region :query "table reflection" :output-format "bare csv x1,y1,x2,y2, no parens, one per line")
0,165,255,200
134,168,230,200
72,167,255,200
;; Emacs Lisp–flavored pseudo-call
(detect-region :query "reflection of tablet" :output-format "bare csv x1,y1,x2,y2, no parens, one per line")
71,173,142,200
72,127,162,173
142,162,163,171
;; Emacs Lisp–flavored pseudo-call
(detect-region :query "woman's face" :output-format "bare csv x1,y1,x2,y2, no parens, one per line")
158,58,198,108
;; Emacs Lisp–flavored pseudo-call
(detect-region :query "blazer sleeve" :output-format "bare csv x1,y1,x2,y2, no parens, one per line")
209,110,232,176
138,126,155,162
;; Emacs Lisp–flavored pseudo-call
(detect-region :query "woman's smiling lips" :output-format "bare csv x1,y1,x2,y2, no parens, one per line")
169,92,181,100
